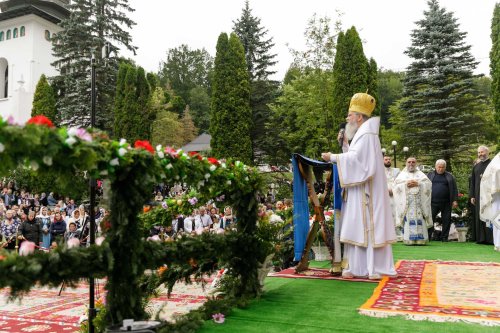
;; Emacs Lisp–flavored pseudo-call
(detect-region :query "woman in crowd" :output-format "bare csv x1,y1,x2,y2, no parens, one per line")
222,206,235,229
37,206,51,249
50,211,67,245
1,209,21,250
19,210,42,247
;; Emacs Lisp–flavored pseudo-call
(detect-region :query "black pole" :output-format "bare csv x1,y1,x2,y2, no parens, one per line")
89,54,96,333
393,145,397,169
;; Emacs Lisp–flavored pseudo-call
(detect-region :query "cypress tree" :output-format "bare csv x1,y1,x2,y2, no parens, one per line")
210,33,252,164
113,62,129,136
136,66,153,140
233,0,278,163
52,0,136,130
115,65,137,141
331,27,369,131
491,3,500,126
401,0,491,164
367,58,380,117
32,74,57,122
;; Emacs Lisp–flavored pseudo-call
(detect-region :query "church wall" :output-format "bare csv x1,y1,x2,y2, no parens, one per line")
0,14,62,122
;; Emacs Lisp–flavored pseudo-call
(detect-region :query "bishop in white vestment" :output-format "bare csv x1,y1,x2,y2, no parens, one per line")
322,93,397,279
480,152,500,251
393,158,433,245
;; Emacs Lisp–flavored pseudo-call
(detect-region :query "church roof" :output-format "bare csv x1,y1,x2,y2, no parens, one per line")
181,133,212,153
0,0,70,24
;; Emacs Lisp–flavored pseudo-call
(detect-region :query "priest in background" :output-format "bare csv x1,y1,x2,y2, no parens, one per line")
321,92,397,280
384,155,401,241
470,146,493,244
393,157,433,245
480,152,500,251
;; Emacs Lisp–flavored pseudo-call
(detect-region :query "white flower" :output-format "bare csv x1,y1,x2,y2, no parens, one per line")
42,156,53,166
166,163,173,169
175,175,180,180
0,143,5,153
66,238,80,249
156,144,162,152
95,236,105,246
157,151,165,159
209,165,217,172
99,170,109,176
235,161,242,167
110,158,119,166
198,180,205,188
226,180,232,185
205,173,211,180
30,161,39,171
118,147,127,157
221,163,227,169
245,177,249,181
119,138,127,146
160,173,166,179
65,136,77,146
270,214,283,224
67,127,79,137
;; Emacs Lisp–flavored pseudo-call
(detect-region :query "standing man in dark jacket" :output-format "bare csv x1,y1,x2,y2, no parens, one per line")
427,159,458,242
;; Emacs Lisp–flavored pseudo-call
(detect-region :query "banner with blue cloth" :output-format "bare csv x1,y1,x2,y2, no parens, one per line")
292,154,342,261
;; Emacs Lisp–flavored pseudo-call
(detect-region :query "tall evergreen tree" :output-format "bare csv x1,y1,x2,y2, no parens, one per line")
491,3,500,127
136,66,153,140
52,0,136,130
210,33,252,164
32,74,57,122
331,27,369,133
367,58,380,117
400,0,494,164
233,1,278,163
180,106,198,145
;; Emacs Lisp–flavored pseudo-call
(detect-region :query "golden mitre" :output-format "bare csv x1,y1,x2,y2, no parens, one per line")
348,92,376,117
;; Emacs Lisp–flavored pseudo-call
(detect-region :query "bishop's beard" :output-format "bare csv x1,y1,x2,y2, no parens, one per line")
345,121,358,141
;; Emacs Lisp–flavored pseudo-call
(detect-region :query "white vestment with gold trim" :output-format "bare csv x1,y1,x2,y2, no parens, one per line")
480,153,500,251
333,117,397,278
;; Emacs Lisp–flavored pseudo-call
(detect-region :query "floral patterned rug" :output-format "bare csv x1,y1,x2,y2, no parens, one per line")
0,278,212,333
360,260,500,326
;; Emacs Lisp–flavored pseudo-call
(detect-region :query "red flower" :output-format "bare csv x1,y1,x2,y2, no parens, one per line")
188,151,203,160
26,115,55,128
134,140,154,154
458,193,464,197
207,157,220,165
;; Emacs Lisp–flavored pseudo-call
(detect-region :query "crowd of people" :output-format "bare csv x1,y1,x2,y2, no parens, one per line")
0,187,105,251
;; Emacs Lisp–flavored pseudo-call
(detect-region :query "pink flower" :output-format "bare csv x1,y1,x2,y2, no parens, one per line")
67,238,81,249
212,313,225,324
19,241,36,256
188,197,198,205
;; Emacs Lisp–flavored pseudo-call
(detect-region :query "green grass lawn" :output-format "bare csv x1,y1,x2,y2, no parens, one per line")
198,241,500,333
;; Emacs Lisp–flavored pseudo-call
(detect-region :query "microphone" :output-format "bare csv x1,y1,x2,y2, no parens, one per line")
338,123,346,148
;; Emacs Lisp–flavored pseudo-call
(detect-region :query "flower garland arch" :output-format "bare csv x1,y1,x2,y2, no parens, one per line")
0,116,267,330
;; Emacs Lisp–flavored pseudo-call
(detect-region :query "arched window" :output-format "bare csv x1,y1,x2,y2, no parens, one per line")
6,30,11,40
44,30,50,41
13,28,18,38
20,26,25,37
0,31,4,41
0,58,8,99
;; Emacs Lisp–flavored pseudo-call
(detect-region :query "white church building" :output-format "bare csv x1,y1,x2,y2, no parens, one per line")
0,0,69,123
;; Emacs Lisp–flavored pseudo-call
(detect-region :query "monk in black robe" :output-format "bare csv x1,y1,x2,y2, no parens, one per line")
469,146,493,244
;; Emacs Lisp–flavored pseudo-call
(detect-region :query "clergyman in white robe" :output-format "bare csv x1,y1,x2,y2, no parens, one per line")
480,152,500,251
323,93,397,279
393,161,433,245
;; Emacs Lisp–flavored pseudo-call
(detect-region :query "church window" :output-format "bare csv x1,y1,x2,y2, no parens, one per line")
0,32,4,41
6,30,11,40
13,28,18,38
20,26,25,37
44,30,50,41
0,58,8,99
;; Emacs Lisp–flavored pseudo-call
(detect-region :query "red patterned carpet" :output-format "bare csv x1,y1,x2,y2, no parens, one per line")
0,279,211,333
268,267,376,283
360,260,500,326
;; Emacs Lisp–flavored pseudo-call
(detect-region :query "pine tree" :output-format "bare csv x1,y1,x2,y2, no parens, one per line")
233,1,278,163
331,27,369,132
113,62,129,137
32,74,57,122
210,33,252,164
180,106,198,145
400,0,493,164
52,0,136,131
115,65,137,140
491,3,500,127
367,58,380,117
136,66,153,140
